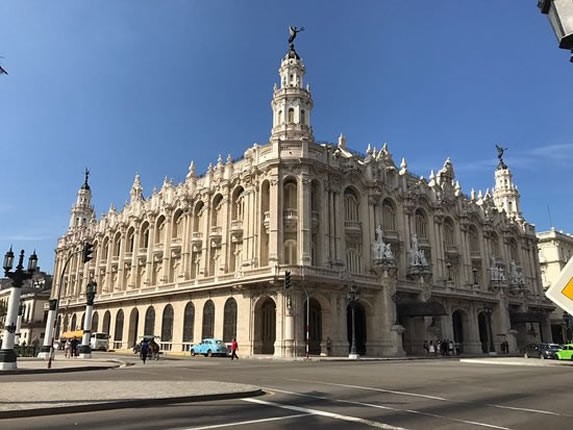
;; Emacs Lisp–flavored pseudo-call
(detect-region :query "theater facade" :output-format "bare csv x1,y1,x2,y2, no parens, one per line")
52,35,554,357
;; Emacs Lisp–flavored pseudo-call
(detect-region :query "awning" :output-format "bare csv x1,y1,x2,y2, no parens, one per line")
510,311,546,324
398,301,447,317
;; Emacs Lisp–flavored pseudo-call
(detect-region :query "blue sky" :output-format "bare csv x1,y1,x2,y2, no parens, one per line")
1,1,571,275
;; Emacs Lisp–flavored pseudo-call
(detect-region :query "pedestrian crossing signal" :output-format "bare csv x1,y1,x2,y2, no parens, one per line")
284,271,292,289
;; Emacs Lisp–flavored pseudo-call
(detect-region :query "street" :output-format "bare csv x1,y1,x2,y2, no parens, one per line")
1,353,572,430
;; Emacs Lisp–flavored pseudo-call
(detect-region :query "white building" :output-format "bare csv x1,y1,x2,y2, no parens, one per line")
537,228,573,343
51,33,554,357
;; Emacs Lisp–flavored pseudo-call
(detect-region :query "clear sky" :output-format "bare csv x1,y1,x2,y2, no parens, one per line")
1,1,571,275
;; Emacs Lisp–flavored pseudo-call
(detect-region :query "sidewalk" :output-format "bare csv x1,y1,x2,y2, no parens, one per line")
0,355,263,419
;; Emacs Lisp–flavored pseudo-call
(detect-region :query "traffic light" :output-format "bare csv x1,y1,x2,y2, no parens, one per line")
284,271,292,289
82,242,94,263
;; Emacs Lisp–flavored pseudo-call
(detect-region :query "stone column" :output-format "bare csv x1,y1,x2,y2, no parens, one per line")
299,174,312,265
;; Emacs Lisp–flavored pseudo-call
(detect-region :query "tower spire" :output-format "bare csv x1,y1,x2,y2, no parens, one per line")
270,26,313,143
492,146,522,220
69,169,95,230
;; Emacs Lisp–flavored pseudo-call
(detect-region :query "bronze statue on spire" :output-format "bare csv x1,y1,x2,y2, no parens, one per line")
288,26,305,48
496,144,508,169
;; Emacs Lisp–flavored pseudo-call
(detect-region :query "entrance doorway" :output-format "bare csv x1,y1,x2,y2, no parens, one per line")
347,302,367,355
255,297,276,355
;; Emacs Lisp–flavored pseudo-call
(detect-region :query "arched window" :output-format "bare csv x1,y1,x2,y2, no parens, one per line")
415,209,427,239
284,180,297,209
183,302,195,342
344,189,360,221
172,211,184,239
114,310,124,341
509,238,519,263
278,110,283,124
92,312,99,332
300,109,306,125
113,233,121,257
140,223,150,249
284,239,297,265
382,199,396,231
223,298,238,342
126,228,135,253
202,300,215,339
144,306,155,336
71,314,77,331
444,218,455,246
490,233,500,258
161,305,174,342
288,108,295,123
232,187,245,221
346,245,361,273
469,226,480,254
155,216,166,244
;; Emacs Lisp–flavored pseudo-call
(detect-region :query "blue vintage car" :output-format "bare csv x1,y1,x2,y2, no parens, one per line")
190,338,229,357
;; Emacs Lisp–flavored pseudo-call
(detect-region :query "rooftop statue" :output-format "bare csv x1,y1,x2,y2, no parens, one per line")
496,144,508,169
288,26,305,47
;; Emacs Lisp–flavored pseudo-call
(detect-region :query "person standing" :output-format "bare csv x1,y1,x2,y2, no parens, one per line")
230,338,239,360
140,340,149,364
64,339,72,359
423,340,429,355
429,340,435,355
70,337,79,358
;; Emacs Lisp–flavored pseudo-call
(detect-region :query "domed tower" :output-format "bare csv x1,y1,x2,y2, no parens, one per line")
68,168,95,230
270,26,314,143
492,146,522,220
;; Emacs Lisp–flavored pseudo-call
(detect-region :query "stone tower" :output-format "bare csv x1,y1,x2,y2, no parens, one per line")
68,169,95,230
270,28,314,143
493,148,522,220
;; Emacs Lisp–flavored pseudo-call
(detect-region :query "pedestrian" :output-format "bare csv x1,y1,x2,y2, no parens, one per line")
429,340,435,355
64,339,71,358
70,337,79,358
140,340,149,364
436,340,441,356
423,340,429,355
230,338,239,360
326,337,332,356
448,340,455,356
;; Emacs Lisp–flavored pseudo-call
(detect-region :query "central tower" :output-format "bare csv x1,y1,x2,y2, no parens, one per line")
270,26,314,143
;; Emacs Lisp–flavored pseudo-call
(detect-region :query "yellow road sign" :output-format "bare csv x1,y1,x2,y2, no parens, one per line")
546,256,573,315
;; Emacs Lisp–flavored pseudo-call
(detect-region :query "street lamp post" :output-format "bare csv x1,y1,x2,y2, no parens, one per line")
538,0,573,62
37,299,58,359
1,248,38,370
15,304,24,346
78,280,97,358
563,312,573,343
484,307,495,354
347,285,360,359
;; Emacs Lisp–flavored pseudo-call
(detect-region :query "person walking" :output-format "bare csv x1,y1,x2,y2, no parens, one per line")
230,338,239,360
64,339,72,359
70,337,79,358
429,340,435,356
423,340,429,355
140,339,149,364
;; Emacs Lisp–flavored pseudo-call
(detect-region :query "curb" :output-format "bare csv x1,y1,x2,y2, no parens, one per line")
0,359,125,376
0,388,265,419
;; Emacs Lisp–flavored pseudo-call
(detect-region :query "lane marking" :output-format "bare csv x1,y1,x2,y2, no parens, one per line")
266,387,513,430
288,378,562,416
176,413,309,429
243,397,410,430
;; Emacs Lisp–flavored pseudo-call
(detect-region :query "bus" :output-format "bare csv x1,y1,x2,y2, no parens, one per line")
90,332,109,351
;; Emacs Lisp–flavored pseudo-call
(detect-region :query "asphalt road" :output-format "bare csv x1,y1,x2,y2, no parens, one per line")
2,353,572,430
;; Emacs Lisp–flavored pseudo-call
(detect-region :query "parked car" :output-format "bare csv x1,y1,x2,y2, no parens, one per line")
190,338,229,357
554,343,573,360
524,343,562,359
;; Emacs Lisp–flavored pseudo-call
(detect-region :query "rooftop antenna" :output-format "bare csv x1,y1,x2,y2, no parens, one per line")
547,204,554,229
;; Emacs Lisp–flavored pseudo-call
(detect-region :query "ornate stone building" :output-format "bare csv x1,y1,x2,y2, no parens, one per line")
537,228,573,343
52,35,554,357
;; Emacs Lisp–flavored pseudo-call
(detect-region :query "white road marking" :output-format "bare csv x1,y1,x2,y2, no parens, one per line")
243,397,410,429
176,413,309,429
288,378,562,416
267,387,514,430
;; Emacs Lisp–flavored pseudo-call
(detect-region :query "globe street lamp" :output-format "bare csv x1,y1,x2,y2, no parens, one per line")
78,280,97,358
347,285,360,359
538,0,573,62
1,247,38,370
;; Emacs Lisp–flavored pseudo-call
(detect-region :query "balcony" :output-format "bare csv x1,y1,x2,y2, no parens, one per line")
191,232,203,252
210,226,222,248
344,220,361,236
230,219,243,242
283,209,298,232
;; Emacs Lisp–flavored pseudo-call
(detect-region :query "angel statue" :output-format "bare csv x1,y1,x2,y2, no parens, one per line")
496,144,508,168
288,26,305,46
